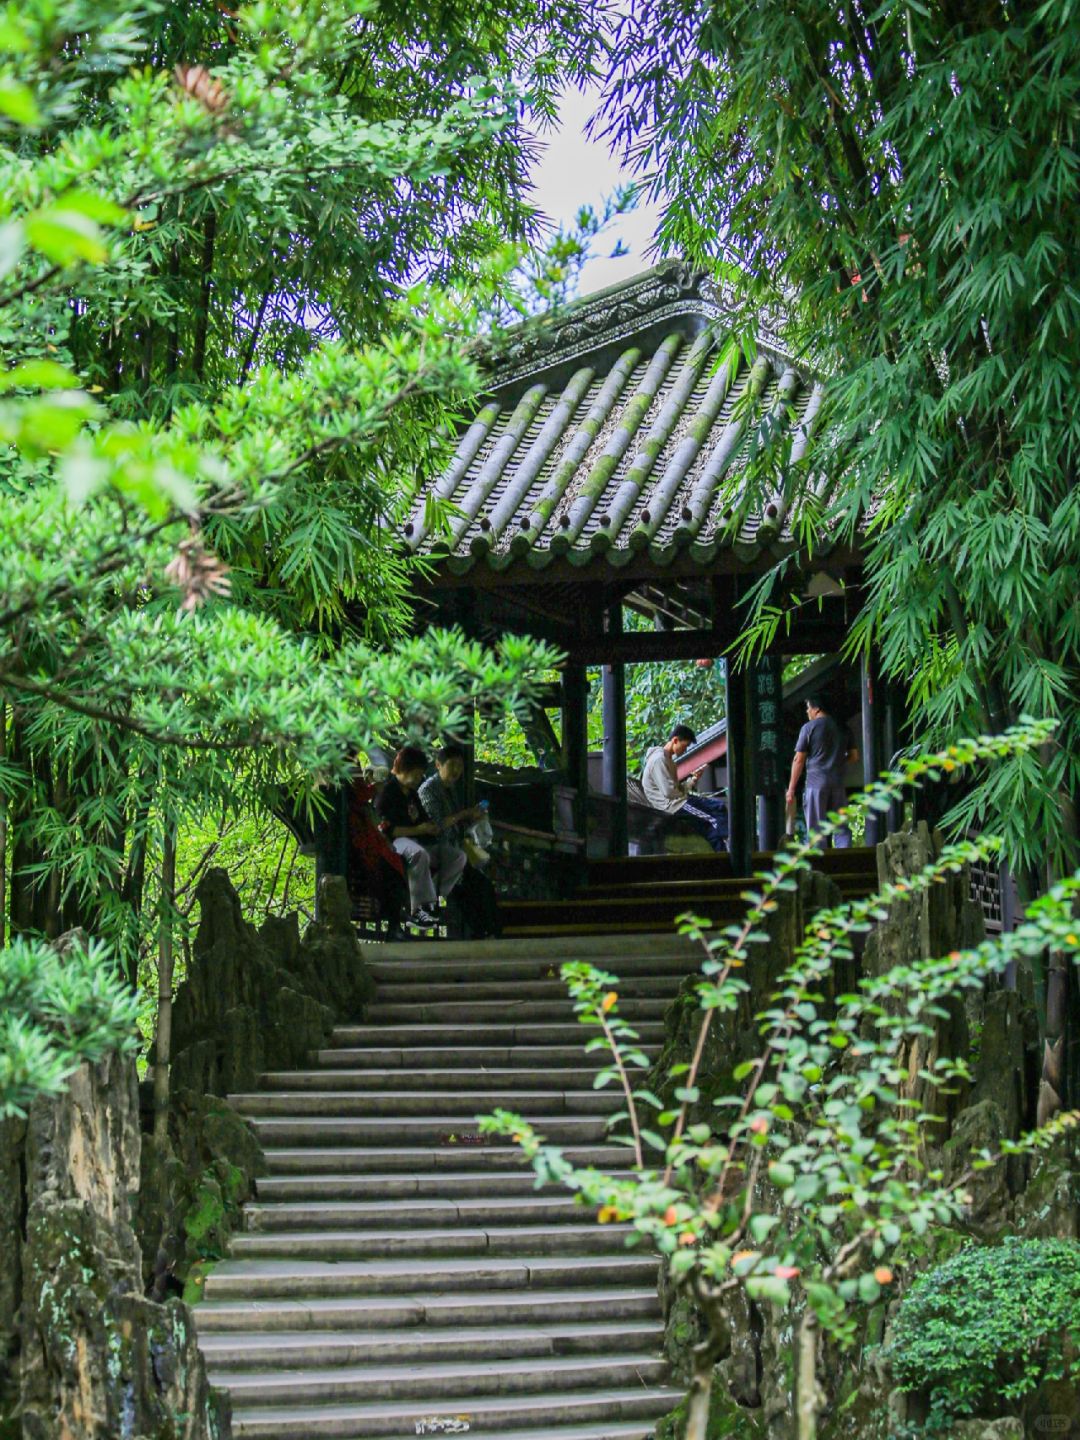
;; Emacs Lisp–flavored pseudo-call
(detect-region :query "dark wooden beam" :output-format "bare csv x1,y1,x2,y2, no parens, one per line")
562,664,589,840
725,658,753,878
422,544,864,593
860,655,882,847
601,604,628,857
566,620,848,665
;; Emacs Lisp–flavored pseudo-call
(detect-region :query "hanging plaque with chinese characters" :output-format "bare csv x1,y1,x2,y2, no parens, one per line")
750,657,784,793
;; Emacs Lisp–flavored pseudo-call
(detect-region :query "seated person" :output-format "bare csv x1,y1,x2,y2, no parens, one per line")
642,723,729,853
375,745,466,927
419,745,499,939
347,772,409,937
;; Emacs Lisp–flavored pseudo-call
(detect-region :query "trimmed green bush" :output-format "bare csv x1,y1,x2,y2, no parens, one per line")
887,1236,1080,1429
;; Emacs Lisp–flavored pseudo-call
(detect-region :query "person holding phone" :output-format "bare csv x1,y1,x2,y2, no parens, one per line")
641,724,729,852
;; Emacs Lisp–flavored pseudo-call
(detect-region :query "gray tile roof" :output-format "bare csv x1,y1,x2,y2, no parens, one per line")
403,262,822,576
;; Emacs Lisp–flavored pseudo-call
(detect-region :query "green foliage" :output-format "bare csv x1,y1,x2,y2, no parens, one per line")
598,0,1080,877
481,720,1080,1433
0,934,140,1118
0,0,605,1109
887,1237,1080,1429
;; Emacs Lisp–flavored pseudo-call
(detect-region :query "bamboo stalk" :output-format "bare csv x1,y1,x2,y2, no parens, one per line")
0,701,6,948
153,822,177,1147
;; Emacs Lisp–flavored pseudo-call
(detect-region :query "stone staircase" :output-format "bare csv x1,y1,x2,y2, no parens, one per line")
500,846,878,936
194,934,696,1439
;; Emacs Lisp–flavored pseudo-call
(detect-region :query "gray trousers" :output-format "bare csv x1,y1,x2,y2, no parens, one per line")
803,782,851,848
392,836,467,911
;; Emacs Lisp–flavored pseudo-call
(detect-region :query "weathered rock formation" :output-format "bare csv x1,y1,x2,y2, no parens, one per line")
1,871,373,1436
2,1050,227,1440
138,869,374,1297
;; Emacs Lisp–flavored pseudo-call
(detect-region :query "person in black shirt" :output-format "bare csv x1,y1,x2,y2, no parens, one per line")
785,695,858,848
375,746,466,926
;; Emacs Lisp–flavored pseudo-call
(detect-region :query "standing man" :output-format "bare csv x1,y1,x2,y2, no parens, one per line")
642,724,729,852
785,695,859,847
376,745,466,926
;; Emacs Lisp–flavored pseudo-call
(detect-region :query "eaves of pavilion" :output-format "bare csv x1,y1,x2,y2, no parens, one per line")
402,261,893,870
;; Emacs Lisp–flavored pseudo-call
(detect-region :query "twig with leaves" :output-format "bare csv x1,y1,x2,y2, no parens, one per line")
482,719,1080,1440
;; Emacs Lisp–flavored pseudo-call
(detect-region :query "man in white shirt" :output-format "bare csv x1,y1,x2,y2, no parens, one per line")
641,725,729,852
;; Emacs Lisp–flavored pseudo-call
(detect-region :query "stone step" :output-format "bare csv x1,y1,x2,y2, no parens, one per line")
326,1023,666,1048
214,1352,669,1407
497,897,744,931
255,1170,633,1202
364,999,669,1026
366,950,696,983
244,1195,596,1232
359,934,697,962
228,1383,682,1438
501,922,684,937
194,1286,661,1334
260,1068,606,1093
198,1319,662,1369
325,1424,659,1440
230,1090,622,1119
584,873,875,900
368,976,681,1004
312,1046,611,1071
589,847,876,886
260,1145,627,1175
201,1255,660,1301
227,1223,634,1261
243,1115,612,1148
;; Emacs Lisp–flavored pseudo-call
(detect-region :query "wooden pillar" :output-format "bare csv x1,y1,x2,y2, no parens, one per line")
880,673,903,835
725,658,753,876
601,603,628,857
562,663,590,842
861,655,882,847
314,783,350,920
463,703,477,808
751,657,784,851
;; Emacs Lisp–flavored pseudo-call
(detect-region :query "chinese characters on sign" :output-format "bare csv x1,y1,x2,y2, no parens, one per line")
751,658,784,792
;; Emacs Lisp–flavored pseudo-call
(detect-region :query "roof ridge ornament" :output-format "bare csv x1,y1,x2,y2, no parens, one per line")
490,259,791,391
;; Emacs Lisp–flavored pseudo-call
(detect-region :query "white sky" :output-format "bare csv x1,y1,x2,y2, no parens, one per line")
529,87,664,296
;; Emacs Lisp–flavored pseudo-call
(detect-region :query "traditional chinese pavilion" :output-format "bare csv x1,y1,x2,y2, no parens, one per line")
312,262,918,933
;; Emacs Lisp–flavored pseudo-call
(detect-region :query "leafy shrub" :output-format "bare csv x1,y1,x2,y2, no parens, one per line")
887,1236,1080,1429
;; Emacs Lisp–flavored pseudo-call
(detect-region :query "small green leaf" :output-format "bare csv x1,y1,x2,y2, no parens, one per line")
745,1274,790,1306
0,79,40,126
0,220,23,281
25,207,108,266
749,1212,779,1243
0,359,80,392
54,190,129,226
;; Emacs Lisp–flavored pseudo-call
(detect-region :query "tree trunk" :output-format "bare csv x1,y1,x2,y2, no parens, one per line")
796,1309,819,1440
8,714,50,937
0,702,6,948
153,823,177,1146
192,211,218,384
684,1353,714,1440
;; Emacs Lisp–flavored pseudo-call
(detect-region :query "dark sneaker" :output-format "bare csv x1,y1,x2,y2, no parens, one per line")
410,907,439,927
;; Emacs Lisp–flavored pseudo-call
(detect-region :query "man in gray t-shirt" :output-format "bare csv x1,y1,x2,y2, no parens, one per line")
785,695,858,847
